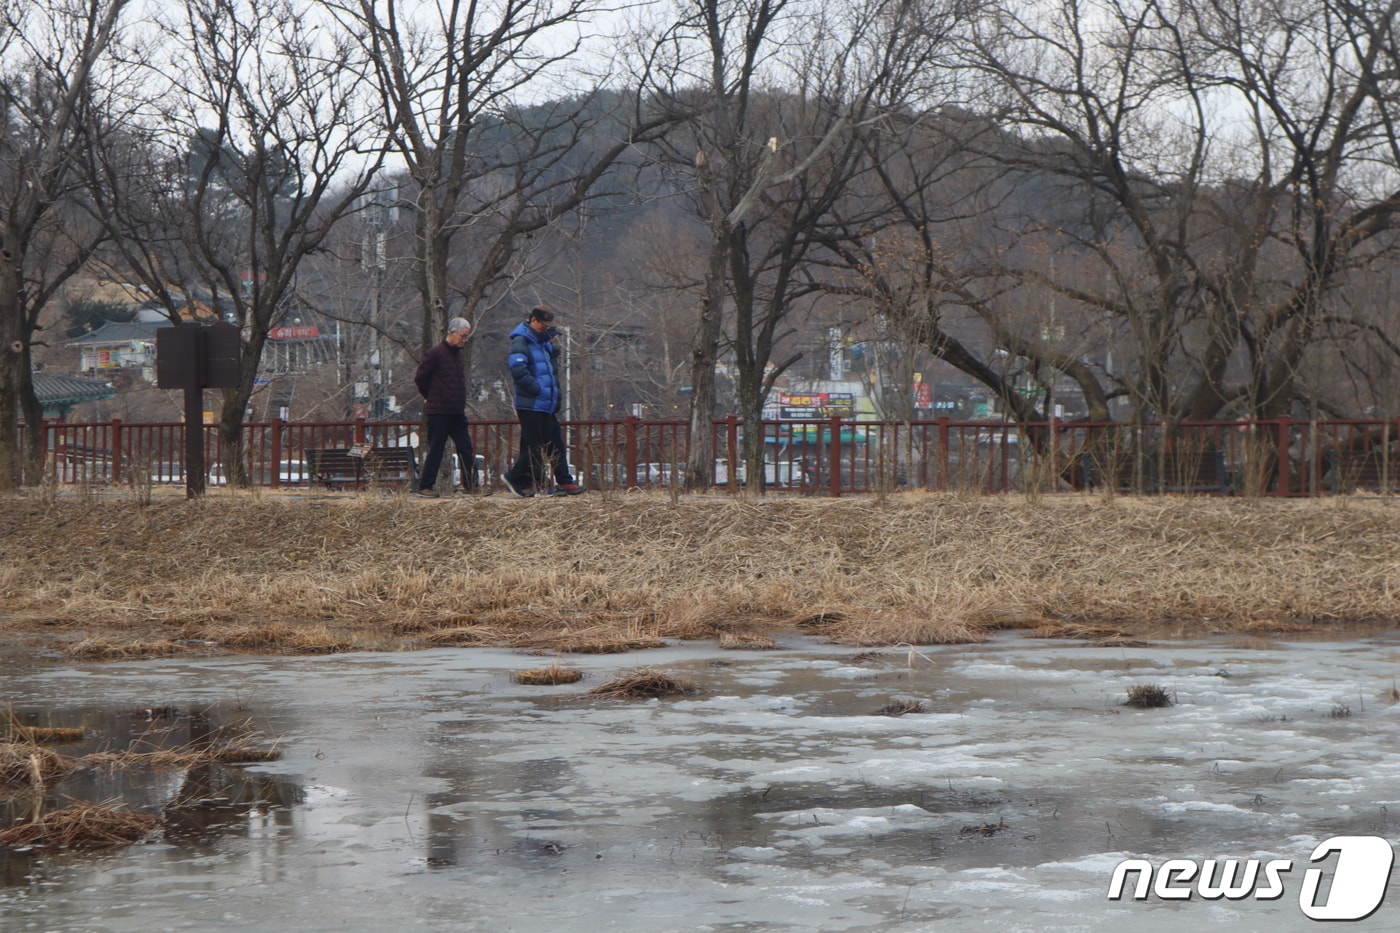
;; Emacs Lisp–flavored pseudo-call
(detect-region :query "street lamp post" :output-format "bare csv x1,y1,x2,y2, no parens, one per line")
558,324,573,423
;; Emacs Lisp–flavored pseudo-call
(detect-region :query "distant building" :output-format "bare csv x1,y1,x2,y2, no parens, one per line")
66,321,159,379
33,371,116,418
264,324,337,374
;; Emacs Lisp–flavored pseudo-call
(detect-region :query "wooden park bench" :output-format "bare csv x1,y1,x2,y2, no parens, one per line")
305,446,418,491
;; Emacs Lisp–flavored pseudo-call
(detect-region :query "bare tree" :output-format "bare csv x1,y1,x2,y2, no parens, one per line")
793,0,1400,494
88,0,384,485
950,0,1400,430
327,0,677,387
0,0,130,489
642,0,952,491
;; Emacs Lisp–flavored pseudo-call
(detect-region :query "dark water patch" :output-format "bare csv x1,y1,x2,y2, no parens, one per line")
1,704,301,888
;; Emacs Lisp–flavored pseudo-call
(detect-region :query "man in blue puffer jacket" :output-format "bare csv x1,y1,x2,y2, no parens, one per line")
503,306,583,497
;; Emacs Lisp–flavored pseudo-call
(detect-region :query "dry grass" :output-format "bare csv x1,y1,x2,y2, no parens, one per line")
0,743,73,788
3,493,1400,658
1125,684,1173,708
585,669,699,700
718,632,779,649
875,698,928,716
422,625,514,646
514,662,585,685
74,741,283,769
3,711,280,791
65,639,191,660
18,726,84,743
205,745,283,763
1034,621,1132,640
1086,636,1155,648
551,635,668,654
200,623,353,654
0,803,160,850
2,712,83,745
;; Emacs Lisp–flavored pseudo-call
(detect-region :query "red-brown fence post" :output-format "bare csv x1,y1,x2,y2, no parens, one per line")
937,417,951,491
270,417,284,488
624,415,639,487
1274,418,1291,497
111,418,124,484
828,415,842,497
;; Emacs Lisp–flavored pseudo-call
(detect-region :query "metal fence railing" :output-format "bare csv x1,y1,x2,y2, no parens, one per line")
20,414,1400,497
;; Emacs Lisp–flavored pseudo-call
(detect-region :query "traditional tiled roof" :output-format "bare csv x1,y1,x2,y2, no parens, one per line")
34,371,116,408
65,321,159,346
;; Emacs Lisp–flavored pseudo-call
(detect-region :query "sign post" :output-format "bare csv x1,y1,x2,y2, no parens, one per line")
156,323,241,497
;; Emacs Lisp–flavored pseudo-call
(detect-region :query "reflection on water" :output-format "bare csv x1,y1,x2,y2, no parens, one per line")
1,705,303,888
4,636,1400,932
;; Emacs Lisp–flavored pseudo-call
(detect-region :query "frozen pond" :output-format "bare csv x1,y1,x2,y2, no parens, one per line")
3,632,1400,931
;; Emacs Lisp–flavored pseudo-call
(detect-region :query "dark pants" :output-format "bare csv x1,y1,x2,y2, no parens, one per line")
421,414,476,490
505,410,573,490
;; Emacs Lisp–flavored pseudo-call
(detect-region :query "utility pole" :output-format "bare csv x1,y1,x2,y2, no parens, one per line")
365,188,390,417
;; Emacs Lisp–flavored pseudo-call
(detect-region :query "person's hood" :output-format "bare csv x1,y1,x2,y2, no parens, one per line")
509,321,550,344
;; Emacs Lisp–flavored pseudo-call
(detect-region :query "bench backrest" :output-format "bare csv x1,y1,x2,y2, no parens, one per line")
305,446,418,487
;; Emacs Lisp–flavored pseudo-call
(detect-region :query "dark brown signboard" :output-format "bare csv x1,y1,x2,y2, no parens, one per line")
155,323,242,496
157,323,241,389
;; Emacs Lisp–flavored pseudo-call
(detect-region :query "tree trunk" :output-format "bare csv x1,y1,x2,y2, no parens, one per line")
0,260,44,489
684,264,725,491
0,277,23,489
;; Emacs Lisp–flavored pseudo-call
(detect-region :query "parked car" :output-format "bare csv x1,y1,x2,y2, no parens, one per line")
713,457,815,488
640,462,683,486
147,461,227,485
149,460,308,486
451,453,490,489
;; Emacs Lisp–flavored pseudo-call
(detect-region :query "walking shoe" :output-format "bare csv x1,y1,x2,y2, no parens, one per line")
549,483,585,496
502,475,535,498
414,487,440,498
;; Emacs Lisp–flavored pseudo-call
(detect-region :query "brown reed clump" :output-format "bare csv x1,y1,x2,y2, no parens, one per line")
554,635,668,655
206,745,283,763
514,663,585,686
65,639,191,660
6,495,1400,658
1034,622,1132,640
718,632,779,650
586,669,699,700
13,725,84,743
0,804,160,850
423,625,512,646
2,712,84,745
72,742,282,771
209,623,351,654
0,743,74,788
875,698,928,716
1087,636,1155,648
1125,684,1173,708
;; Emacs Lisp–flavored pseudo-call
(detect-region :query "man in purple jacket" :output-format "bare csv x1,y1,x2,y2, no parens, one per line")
412,317,477,497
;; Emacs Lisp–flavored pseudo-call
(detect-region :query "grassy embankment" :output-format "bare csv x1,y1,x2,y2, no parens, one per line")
3,489,1398,658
